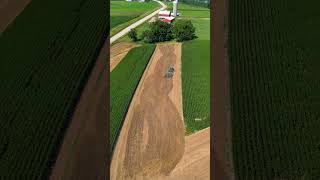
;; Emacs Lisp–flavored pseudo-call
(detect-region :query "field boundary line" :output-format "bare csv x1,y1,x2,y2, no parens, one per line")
110,45,157,156
224,0,235,178
110,0,166,44
110,5,160,37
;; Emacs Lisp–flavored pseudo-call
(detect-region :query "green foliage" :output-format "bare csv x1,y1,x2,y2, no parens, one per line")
230,0,320,179
173,19,196,42
0,0,107,178
141,20,173,43
182,40,210,134
128,28,138,41
110,45,156,151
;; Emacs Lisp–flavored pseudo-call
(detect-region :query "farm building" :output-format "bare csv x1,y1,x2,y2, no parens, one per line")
158,10,175,23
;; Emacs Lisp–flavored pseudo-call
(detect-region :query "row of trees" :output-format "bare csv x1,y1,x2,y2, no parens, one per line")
128,19,196,43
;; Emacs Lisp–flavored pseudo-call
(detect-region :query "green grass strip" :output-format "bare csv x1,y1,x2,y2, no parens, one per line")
110,44,156,151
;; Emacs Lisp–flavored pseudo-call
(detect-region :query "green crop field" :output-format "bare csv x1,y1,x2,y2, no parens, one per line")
167,2,209,18
182,40,210,134
180,3,210,134
110,45,155,151
0,0,107,178
230,0,320,179
110,1,159,35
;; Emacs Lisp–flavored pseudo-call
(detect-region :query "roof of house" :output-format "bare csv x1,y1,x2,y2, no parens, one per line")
159,16,175,20
159,10,171,15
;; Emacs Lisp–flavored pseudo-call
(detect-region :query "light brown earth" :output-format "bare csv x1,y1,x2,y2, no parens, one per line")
111,43,186,180
167,128,210,180
50,39,108,180
0,0,30,32
110,42,139,72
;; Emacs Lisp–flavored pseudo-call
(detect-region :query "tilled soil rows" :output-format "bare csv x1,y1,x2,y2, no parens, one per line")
110,42,139,72
111,43,185,180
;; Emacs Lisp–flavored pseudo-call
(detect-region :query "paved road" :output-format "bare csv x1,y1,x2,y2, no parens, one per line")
110,0,167,44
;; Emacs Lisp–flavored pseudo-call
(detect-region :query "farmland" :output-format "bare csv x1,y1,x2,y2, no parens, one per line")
110,44,156,150
229,0,320,179
110,1,160,36
0,0,107,178
167,2,209,18
182,40,210,134
180,3,210,134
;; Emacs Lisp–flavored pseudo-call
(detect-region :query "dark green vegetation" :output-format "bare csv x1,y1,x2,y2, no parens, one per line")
0,0,107,178
128,29,138,42
182,40,210,133
173,19,195,42
141,20,173,43
140,19,195,43
110,1,159,35
230,0,320,179
110,45,156,151
180,3,210,134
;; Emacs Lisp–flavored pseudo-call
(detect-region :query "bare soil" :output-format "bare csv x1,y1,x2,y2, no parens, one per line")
167,128,210,180
111,43,185,180
0,0,30,32
213,0,235,179
110,42,139,72
49,39,108,180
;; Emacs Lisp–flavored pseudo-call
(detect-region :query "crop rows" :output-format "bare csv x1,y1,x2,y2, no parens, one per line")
182,40,210,134
229,0,320,179
110,45,155,151
0,0,107,179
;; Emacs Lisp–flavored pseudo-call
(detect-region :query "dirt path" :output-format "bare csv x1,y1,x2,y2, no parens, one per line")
110,42,139,72
0,0,30,32
167,128,210,180
213,0,235,179
111,43,185,180
49,39,108,180
110,0,166,44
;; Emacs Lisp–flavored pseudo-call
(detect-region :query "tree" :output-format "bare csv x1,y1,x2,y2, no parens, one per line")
128,29,138,42
173,19,196,42
141,20,173,43
141,30,154,43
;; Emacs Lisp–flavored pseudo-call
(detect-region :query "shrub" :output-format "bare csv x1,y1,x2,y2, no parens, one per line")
128,29,138,42
173,19,196,42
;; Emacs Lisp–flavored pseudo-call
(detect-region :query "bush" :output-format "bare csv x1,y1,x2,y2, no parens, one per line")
173,19,196,42
141,30,154,43
141,20,173,43
128,29,138,42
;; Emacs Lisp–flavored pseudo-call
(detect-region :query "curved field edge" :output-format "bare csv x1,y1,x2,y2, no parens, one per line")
110,44,156,151
0,0,108,178
110,1,160,37
0,0,31,33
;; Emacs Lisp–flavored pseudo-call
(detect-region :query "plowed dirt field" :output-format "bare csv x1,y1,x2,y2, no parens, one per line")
111,43,185,180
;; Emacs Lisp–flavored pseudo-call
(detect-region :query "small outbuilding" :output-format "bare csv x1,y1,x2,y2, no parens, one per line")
158,10,175,23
